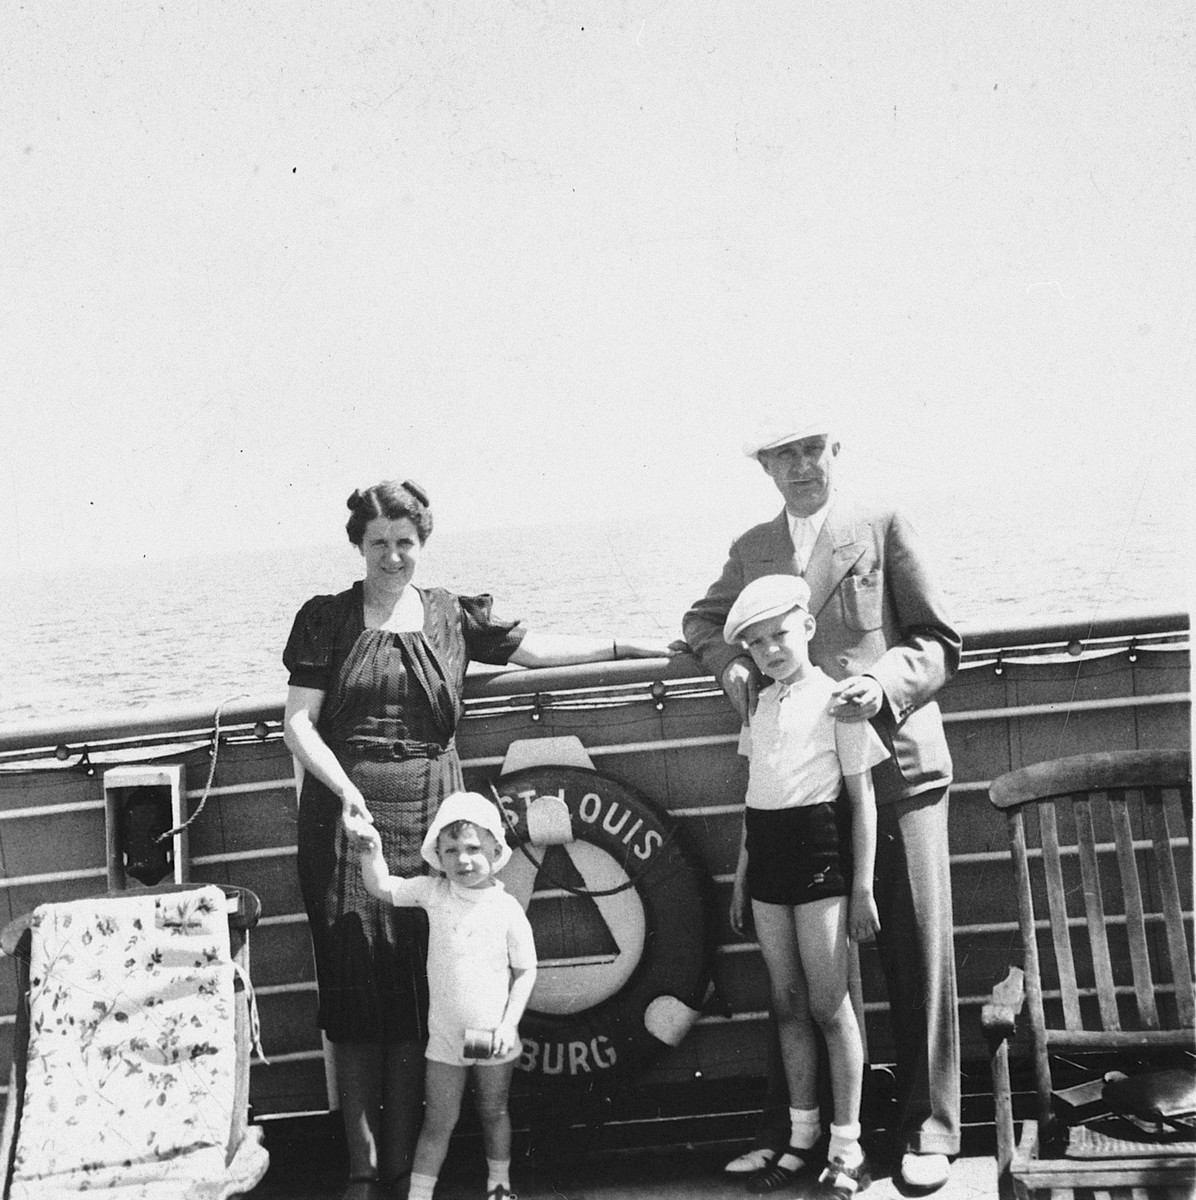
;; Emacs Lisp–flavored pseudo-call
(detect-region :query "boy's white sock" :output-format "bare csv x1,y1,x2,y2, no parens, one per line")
773,1106,821,1170
486,1157,511,1190
408,1171,437,1200
828,1120,864,1170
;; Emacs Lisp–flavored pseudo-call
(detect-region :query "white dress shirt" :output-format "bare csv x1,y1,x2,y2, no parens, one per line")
787,500,831,574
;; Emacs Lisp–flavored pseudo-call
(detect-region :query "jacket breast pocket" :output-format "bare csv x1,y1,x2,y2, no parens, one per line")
838,569,883,632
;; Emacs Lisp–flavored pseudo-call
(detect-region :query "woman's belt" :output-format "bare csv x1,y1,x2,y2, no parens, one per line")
329,738,455,762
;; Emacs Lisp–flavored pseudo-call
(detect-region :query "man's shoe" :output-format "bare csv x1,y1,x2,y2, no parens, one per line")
724,1147,777,1175
900,1152,950,1193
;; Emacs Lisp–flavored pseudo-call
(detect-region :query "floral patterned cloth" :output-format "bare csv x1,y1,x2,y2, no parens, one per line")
10,886,268,1199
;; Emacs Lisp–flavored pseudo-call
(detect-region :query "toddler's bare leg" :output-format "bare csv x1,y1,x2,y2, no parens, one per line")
473,1059,517,1162
412,1061,469,1180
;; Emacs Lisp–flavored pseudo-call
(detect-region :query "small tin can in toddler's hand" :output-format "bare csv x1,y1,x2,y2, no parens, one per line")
462,1028,496,1059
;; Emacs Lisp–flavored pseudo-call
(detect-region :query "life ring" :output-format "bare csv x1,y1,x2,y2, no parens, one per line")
493,764,713,1082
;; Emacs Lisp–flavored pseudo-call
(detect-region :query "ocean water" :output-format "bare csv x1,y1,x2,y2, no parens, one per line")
0,491,1185,728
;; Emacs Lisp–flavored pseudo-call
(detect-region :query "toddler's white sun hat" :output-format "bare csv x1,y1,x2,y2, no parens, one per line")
421,791,513,871
724,575,812,644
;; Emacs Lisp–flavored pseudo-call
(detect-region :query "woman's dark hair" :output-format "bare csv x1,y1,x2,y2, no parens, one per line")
345,479,433,546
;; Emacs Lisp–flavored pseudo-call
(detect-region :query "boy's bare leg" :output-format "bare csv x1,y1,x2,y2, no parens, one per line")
793,897,860,1129
752,901,818,1109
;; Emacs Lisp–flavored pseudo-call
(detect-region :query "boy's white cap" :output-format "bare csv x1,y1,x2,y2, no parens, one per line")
742,413,836,459
724,575,812,644
421,791,513,872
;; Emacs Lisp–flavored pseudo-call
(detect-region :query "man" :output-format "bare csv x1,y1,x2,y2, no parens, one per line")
683,415,961,1194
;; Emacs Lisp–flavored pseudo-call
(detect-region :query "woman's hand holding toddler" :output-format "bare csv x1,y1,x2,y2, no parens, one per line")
346,815,382,855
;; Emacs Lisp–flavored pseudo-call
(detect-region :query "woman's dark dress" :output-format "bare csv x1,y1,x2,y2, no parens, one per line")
283,583,524,1043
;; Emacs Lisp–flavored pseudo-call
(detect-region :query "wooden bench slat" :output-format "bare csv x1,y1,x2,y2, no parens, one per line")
1075,795,1121,1030
1010,811,1055,1134
1110,789,1160,1030
1040,803,1084,1029
1043,1026,1194,1049
1146,794,1195,1027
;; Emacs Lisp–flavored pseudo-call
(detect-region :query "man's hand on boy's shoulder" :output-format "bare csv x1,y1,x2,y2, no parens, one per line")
830,676,883,720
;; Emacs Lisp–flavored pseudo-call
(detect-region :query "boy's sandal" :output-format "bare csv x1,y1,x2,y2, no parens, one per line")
811,1155,872,1199
747,1144,823,1193
725,1146,777,1174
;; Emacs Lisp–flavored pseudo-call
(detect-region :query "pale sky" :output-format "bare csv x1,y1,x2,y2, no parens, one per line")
3,2,1193,574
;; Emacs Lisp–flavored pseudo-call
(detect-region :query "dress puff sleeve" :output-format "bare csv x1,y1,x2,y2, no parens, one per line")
283,594,339,691
459,593,527,666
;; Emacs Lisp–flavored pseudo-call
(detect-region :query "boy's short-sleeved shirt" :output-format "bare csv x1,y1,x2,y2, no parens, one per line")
738,666,889,810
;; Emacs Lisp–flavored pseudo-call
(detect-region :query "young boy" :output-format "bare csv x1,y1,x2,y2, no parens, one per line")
350,791,536,1200
725,575,889,1199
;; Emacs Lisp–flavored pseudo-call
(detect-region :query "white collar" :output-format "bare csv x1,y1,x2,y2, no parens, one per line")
447,878,504,903
768,668,822,700
786,499,831,537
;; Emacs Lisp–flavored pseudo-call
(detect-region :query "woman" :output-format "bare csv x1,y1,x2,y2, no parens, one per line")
283,479,671,1199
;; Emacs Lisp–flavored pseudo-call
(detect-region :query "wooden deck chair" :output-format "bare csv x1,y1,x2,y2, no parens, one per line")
983,749,1195,1200
0,883,268,1200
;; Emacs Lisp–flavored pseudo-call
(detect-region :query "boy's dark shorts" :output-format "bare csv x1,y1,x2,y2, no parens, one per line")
745,799,853,906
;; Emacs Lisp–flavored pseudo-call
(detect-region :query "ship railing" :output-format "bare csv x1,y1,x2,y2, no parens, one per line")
0,609,1188,766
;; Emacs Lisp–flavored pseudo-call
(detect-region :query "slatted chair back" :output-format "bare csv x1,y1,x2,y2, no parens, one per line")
989,749,1194,1137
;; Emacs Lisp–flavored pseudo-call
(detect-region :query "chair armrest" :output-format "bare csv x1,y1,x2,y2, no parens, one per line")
0,916,32,960
222,886,262,932
982,966,1025,1046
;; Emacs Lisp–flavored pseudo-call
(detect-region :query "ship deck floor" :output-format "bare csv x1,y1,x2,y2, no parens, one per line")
250,1134,998,1200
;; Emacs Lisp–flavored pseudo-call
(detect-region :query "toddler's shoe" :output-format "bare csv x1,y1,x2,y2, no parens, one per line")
486,1187,517,1200
810,1154,871,1199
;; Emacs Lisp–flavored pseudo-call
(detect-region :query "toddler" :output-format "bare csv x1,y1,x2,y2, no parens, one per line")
351,791,536,1200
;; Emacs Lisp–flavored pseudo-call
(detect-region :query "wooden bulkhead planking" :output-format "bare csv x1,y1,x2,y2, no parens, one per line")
0,621,1189,1126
